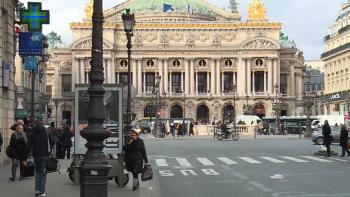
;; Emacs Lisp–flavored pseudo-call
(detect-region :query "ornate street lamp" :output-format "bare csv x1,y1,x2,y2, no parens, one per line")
79,1,111,197
273,84,280,133
153,75,166,138
303,71,313,137
122,8,135,145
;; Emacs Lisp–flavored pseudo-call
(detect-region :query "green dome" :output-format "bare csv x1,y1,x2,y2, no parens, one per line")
127,0,210,14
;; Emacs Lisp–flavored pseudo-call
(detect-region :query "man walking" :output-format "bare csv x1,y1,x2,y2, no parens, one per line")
28,121,49,197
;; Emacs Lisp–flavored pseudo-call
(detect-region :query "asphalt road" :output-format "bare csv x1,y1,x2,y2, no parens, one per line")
144,136,350,197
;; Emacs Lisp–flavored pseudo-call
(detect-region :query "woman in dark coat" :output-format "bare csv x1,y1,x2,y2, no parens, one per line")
123,131,148,191
322,120,332,157
9,124,27,181
339,124,350,157
61,125,73,159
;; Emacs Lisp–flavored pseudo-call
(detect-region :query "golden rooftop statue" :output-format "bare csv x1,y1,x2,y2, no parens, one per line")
248,0,267,21
85,0,93,19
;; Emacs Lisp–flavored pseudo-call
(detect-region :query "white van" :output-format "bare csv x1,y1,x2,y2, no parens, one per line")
311,115,344,129
234,115,262,125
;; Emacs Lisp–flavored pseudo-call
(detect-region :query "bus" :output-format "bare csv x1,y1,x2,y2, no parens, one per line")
262,116,318,134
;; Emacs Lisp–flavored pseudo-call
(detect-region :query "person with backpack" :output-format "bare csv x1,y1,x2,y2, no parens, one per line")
61,125,73,159
28,121,49,197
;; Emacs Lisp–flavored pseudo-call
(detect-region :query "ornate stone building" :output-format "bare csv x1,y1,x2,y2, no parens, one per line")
322,1,350,116
48,0,304,126
0,0,18,165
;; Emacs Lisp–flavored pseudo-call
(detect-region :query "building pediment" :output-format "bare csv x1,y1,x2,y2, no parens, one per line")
71,37,113,50
241,38,280,50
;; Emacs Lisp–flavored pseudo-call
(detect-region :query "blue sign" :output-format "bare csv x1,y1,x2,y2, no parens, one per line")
19,32,43,56
24,56,38,70
2,62,10,88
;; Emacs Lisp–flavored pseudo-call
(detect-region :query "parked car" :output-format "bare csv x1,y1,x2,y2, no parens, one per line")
311,126,347,145
132,121,151,134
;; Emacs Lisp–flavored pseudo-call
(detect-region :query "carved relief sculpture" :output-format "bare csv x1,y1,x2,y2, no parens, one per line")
185,32,195,47
242,39,278,49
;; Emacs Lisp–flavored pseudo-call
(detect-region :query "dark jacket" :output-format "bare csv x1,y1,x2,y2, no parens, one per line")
123,138,148,174
322,125,332,145
48,126,59,146
340,127,349,147
29,124,49,158
0,132,3,152
9,132,27,160
61,128,73,148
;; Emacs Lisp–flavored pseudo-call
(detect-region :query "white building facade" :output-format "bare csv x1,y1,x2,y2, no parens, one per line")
48,0,305,126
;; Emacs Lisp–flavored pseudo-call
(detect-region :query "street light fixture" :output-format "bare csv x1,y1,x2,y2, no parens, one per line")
303,71,313,137
153,75,166,138
273,84,280,133
79,1,111,197
122,8,135,145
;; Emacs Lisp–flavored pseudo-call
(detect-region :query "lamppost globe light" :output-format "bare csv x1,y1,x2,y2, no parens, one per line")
122,9,135,34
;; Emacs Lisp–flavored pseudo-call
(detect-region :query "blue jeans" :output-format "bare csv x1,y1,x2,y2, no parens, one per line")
34,157,48,194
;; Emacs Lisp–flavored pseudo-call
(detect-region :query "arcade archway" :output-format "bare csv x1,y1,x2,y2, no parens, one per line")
170,105,183,118
197,105,209,123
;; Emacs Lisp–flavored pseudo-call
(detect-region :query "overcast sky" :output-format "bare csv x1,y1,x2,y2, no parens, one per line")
21,0,345,60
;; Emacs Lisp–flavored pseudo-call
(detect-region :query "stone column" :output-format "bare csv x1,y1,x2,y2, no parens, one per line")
252,71,255,95
221,72,224,92
290,64,295,96
132,59,137,88
158,59,164,94
273,58,278,86
103,59,107,83
268,59,273,94
164,59,169,94
74,58,80,84
182,72,185,93
137,60,142,96
169,72,172,94
81,59,86,84
216,59,221,96
233,72,236,87
111,57,116,83
184,59,189,95
108,59,113,84
190,59,195,95
247,58,251,95
210,59,216,94
206,72,209,93
143,72,146,94
237,58,246,96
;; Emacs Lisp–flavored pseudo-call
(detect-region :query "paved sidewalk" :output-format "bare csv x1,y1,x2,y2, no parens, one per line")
145,134,306,140
0,159,153,197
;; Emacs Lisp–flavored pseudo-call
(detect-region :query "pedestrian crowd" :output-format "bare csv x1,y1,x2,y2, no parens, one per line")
3,119,73,197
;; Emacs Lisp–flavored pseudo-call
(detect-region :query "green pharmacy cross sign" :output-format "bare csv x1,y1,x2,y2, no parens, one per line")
20,2,50,32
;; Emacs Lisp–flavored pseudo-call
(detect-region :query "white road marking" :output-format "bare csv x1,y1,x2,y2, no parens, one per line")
280,156,309,163
196,158,215,166
249,181,273,192
328,157,348,162
176,158,192,167
217,157,238,165
155,159,168,167
237,157,262,164
260,157,285,163
300,156,334,163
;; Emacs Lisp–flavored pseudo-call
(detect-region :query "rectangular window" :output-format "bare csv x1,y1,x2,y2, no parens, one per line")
61,74,72,92
119,72,128,85
46,85,52,96
197,72,207,93
171,73,181,93
254,71,264,92
223,73,233,93
145,73,155,93
280,74,288,95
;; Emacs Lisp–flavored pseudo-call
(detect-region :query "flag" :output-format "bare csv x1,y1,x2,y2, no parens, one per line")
187,4,193,15
163,4,173,12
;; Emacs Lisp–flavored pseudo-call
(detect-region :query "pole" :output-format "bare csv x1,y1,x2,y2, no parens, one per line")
55,102,58,127
124,34,132,146
79,0,111,196
31,68,36,125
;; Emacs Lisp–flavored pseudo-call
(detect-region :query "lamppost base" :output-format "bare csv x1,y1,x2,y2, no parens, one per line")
80,162,111,197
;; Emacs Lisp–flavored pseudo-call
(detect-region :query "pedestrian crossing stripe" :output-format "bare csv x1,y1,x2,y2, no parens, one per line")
153,156,340,167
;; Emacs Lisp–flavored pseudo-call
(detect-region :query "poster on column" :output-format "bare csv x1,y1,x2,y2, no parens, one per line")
74,84,123,154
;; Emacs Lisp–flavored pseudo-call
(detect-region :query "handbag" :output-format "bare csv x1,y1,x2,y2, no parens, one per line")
23,161,35,177
46,157,59,173
347,142,350,150
141,164,153,181
5,145,13,158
